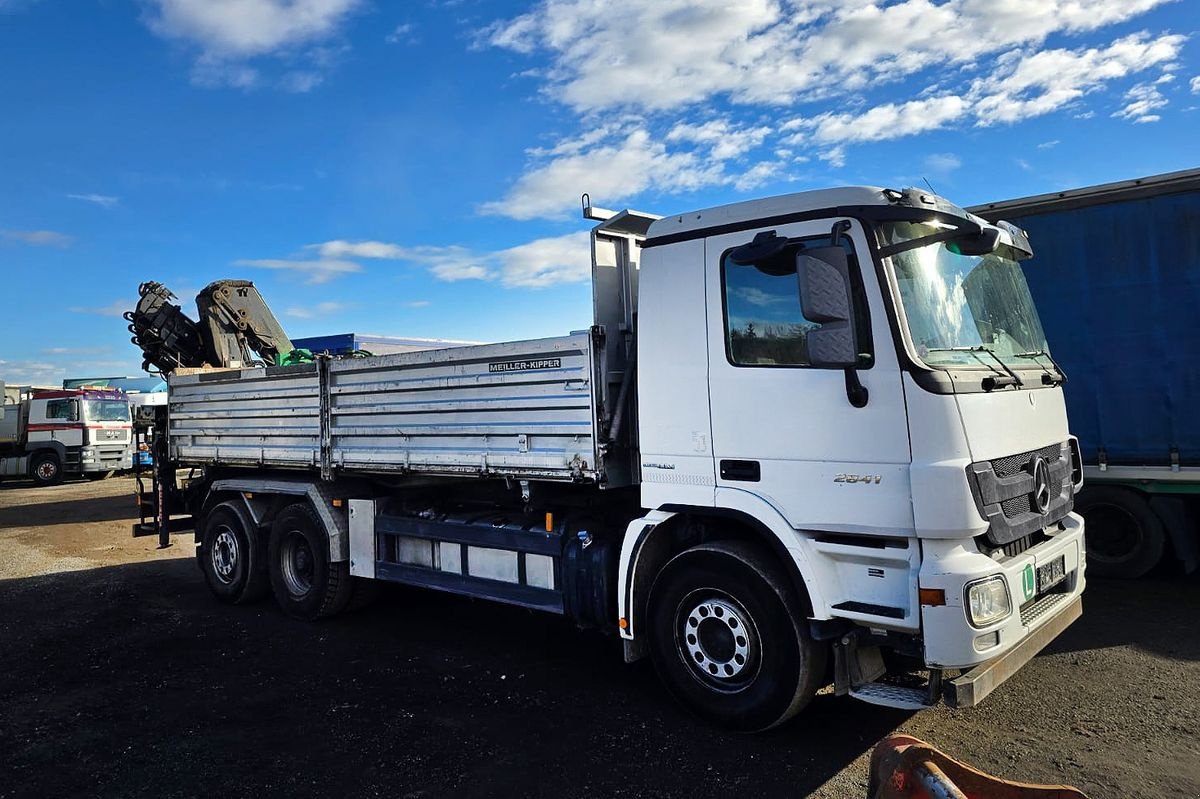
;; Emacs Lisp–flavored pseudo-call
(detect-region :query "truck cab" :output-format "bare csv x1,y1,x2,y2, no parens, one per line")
0,386,133,484
621,185,1085,708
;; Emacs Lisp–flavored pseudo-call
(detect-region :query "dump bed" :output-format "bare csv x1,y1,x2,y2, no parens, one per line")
167,333,614,484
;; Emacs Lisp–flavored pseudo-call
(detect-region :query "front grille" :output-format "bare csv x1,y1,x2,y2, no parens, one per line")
968,441,1074,546
1000,494,1033,519
991,444,1062,478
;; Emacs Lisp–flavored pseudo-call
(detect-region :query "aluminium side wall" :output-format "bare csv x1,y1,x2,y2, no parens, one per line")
167,333,606,483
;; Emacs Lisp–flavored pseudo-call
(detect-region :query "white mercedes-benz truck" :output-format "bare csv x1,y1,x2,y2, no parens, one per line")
130,185,1085,731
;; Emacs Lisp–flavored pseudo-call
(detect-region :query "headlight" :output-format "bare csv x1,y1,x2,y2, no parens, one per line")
965,575,1011,627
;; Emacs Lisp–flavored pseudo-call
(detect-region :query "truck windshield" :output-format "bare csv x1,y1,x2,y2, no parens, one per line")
881,221,1048,369
84,400,130,422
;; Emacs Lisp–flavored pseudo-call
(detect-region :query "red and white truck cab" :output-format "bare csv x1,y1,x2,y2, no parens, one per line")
0,385,133,485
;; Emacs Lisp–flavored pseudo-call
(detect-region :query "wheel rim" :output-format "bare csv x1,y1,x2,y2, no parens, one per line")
35,460,57,481
1084,503,1142,563
676,590,760,692
211,526,240,584
280,530,315,598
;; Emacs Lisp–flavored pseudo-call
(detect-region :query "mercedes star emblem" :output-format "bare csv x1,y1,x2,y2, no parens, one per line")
1031,457,1052,515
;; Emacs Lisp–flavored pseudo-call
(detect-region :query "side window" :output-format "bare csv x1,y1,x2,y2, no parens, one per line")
722,234,871,367
45,400,72,420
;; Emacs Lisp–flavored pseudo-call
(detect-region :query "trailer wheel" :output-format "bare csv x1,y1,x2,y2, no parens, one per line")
268,502,352,620
199,502,269,604
1075,486,1165,579
31,453,63,486
647,540,827,732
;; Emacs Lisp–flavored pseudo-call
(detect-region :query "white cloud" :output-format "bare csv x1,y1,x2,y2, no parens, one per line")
309,240,406,259
733,161,781,192
924,153,963,174
404,300,431,308
43,346,110,355
1,229,73,247
0,359,63,385
970,33,1183,125
234,257,361,284
386,23,416,44
496,231,591,287
479,2,1182,219
1037,140,1061,149
67,193,119,208
1192,76,1200,93
485,0,1175,114
785,33,1183,146
69,299,134,317
1113,81,1169,123
143,0,361,90
307,232,593,288
789,96,970,145
480,128,724,220
285,301,349,319
666,120,772,161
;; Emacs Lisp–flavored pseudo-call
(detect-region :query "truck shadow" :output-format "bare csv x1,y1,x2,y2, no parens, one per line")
0,486,139,528
0,557,908,798
1044,574,1200,661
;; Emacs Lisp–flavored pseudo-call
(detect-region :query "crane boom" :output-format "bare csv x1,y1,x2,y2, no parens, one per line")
125,279,294,374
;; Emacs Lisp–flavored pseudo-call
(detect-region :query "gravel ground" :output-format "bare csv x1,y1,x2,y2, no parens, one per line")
1,477,1197,798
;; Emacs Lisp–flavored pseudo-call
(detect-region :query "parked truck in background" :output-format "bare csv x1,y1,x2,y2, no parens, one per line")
128,185,1086,730
972,168,1200,578
0,382,134,485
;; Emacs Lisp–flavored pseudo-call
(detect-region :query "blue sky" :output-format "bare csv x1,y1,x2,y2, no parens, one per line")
0,0,1196,385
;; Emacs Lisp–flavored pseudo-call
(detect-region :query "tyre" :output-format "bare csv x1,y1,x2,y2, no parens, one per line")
268,502,352,620
30,452,63,486
647,540,827,731
198,502,270,604
84,471,115,481
1075,486,1165,579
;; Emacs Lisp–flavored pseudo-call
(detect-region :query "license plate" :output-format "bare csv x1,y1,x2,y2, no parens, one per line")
1037,555,1067,594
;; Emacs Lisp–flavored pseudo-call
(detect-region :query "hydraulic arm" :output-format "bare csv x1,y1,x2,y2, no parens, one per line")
125,279,294,374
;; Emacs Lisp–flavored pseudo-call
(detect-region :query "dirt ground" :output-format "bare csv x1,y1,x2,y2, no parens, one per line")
1,477,1197,799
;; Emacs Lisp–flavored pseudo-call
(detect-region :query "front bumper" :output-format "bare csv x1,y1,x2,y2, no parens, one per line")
944,595,1081,707
919,511,1086,671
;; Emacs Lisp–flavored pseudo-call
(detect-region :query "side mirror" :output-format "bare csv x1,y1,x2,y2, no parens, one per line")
796,246,858,367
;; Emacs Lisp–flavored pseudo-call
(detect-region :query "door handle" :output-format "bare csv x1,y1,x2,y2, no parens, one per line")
719,460,760,482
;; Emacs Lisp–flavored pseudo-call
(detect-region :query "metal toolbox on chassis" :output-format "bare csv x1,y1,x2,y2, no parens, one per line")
166,332,611,484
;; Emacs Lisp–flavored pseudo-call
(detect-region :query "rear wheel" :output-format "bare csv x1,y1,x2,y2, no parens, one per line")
647,540,827,731
268,502,352,620
1076,486,1165,579
198,502,269,604
30,453,63,486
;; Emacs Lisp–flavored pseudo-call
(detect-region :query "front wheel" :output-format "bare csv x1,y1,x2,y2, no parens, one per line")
647,540,827,732
30,453,63,486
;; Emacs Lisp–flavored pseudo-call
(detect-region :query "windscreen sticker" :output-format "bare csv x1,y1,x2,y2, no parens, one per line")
488,358,562,373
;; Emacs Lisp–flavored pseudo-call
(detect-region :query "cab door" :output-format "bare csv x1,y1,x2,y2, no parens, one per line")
705,217,914,535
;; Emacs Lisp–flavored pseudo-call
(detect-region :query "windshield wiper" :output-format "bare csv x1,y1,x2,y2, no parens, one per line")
924,345,1024,390
1012,350,1067,386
